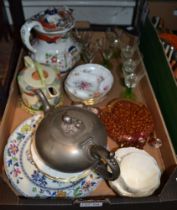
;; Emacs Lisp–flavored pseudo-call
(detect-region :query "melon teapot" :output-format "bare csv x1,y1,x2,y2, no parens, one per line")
20,7,81,72
32,89,120,181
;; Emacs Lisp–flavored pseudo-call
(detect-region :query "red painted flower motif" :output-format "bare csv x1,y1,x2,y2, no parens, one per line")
9,143,18,155
82,180,91,191
79,81,91,90
81,180,96,191
13,167,21,177
93,91,100,98
51,56,57,63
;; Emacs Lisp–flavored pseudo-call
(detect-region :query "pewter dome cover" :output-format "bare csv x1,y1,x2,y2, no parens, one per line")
34,106,107,173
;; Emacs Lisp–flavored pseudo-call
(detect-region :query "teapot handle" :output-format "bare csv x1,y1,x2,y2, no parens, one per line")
21,20,45,53
34,89,52,113
90,145,120,181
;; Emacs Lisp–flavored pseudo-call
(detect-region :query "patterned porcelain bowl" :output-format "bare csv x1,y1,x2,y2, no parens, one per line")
64,64,114,105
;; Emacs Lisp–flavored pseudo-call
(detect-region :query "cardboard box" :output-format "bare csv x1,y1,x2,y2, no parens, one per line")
0,30,177,209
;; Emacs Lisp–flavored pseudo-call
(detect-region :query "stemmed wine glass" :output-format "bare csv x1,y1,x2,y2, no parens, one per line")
119,36,142,98
105,27,123,58
121,56,145,99
96,36,114,69
96,28,124,68
72,29,98,63
120,37,139,60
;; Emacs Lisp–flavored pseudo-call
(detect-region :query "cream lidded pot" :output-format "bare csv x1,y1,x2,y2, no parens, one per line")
17,56,61,110
109,147,161,197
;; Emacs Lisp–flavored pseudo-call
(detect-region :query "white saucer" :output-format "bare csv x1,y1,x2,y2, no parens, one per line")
65,64,114,103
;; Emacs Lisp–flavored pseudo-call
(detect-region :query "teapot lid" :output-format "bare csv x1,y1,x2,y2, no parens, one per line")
18,65,60,93
32,7,74,34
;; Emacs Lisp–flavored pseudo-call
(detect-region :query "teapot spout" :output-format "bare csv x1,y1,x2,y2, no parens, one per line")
35,89,52,113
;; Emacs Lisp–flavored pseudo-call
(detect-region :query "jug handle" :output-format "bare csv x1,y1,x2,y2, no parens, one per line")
21,20,45,53
90,145,120,181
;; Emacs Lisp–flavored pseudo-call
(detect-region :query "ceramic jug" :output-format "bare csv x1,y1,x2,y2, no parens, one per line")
20,7,80,72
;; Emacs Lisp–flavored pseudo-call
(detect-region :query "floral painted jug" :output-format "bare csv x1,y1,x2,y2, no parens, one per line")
21,7,80,72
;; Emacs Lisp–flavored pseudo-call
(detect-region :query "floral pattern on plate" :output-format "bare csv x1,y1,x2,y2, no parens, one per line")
3,115,102,198
65,64,114,102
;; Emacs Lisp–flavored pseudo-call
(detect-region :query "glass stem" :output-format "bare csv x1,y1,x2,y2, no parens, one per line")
126,87,132,96
103,58,112,69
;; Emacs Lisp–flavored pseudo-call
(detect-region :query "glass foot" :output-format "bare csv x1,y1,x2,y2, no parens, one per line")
121,88,136,100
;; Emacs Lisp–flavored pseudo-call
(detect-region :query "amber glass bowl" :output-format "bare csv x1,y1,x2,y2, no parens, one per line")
99,99,155,148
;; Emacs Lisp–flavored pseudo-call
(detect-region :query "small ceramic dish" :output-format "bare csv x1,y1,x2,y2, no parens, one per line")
64,64,114,105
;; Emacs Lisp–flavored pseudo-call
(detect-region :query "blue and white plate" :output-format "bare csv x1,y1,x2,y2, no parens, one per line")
3,115,102,198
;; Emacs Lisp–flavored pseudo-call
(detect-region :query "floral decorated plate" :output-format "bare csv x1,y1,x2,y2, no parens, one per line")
3,115,102,198
65,64,114,105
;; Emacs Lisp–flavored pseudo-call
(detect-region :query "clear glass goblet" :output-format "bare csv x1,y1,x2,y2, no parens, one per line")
106,28,123,58
96,37,113,69
72,29,98,63
120,38,139,60
122,58,144,99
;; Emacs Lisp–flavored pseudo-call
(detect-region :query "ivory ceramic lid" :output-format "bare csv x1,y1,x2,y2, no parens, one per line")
17,65,60,93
